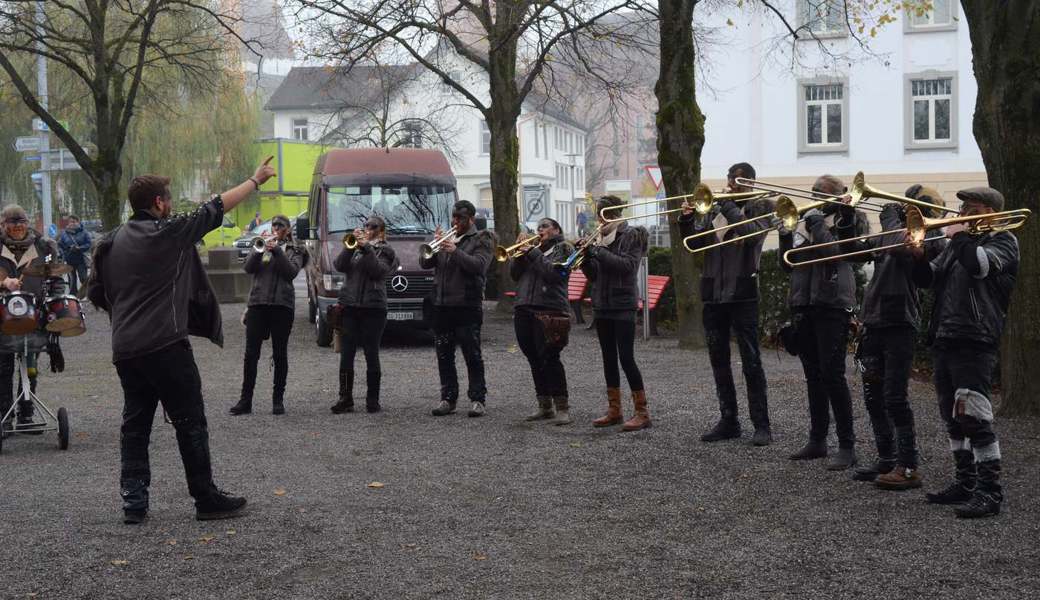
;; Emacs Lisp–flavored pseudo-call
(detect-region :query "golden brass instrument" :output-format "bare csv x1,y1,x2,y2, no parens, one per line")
782,205,1032,267
343,231,364,249
495,234,540,262
682,195,825,253
419,226,459,260
598,184,774,223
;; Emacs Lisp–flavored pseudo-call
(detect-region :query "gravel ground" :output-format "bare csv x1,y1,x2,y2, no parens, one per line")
2,282,1038,599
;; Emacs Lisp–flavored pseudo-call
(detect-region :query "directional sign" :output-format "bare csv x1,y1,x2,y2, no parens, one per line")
32,118,70,132
14,137,41,152
37,148,82,172
24,155,41,162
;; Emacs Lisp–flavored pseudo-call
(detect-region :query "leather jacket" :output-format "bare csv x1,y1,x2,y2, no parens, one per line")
334,240,400,310
580,222,644,313
244,241,308,310
509,234,574,314
419,225,494,309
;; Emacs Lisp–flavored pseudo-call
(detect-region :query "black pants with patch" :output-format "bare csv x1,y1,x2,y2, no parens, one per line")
933,339,999,452
703,301,769,429
432,307,486,404
514,307,568,398
795,307,855,448
116,340,216,511
595,317,644,392
339,307,387,404
240,305,294,404
858,325,917,467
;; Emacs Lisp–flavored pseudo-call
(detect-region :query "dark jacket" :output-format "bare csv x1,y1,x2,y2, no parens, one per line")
88,198,225,363
419,225,494,309
244,241,308,310
58,225,92,266
913,230,1018,348
580,222,645,314
334,240,400,310
509,234,574,314
679,198,774,304
0,233,63,298
779,210,867,311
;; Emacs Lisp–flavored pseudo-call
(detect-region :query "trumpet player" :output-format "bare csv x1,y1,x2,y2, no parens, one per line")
679,163,774,446
330,216,399,414
509,218,575,425
912,187,1019,518
231,215,309,416
422,200,494,418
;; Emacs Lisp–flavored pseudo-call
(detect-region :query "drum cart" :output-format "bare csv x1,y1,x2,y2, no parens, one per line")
0,330,70,454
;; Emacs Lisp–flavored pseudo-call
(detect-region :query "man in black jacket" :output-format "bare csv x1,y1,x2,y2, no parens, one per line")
680,163,774,446
912,187,1018,519
88,157,275,524
421,200,494,418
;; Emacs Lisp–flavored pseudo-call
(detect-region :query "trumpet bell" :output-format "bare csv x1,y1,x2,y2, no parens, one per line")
251,237,266,252
419,243,436,261
344,233,358,249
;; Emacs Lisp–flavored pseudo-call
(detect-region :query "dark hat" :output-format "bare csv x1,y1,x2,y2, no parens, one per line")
905,185,945,217
271,214,291,228
956,187,1004,212
1,204,28,222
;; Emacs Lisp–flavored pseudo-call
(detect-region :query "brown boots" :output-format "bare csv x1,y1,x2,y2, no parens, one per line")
593,388,651,431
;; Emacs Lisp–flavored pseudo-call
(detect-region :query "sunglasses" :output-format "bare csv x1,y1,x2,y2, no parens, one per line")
364,223,381,230
272,223,287,230
4,218,28,225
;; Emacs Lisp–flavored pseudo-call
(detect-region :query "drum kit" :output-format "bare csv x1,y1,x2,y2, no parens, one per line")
0,261,84,453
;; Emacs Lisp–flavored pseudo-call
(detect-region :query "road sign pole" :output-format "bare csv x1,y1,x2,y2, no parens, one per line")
36,1,54,237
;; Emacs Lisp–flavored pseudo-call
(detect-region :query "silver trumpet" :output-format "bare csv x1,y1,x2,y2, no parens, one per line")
419,226,459,260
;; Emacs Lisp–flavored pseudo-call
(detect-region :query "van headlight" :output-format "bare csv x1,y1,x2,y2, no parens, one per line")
322,274,344,291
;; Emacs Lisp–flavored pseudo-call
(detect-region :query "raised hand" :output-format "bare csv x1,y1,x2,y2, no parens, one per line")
253,156,276,186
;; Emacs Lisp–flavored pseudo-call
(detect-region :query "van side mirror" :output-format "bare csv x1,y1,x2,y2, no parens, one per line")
475,217,488,231
296,216,311,240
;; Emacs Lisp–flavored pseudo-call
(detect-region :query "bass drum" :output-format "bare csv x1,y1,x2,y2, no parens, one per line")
44,295,84,333
0,292,39,335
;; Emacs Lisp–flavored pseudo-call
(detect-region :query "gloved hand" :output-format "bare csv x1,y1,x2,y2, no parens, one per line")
880,202,906,227
47,334,64,373
804,211,826,231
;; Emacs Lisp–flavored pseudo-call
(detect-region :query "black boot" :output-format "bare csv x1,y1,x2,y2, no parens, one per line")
331,396,354,414
700,418,741,442
229,396,251,416
272,391,285,415
789,439,828,460
853,457,896,482
195,483,248,521
826,447,858,471
366,369,381,413
121,478,149,524
955,459,1002,518
927,449,976,505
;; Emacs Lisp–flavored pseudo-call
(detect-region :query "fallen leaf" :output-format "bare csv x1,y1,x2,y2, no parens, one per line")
274,487,287,496
402,543,417,550
506,344,518,353
110,559,128,566
569,442,582,448
166,539,178,546
473,553,488,561
367,482,385,489
74,432,88,439
226,530,237,536
183,555,194,561
199,535,215,544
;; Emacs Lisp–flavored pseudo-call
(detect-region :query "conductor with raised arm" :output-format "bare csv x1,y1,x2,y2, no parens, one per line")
86,157,276,524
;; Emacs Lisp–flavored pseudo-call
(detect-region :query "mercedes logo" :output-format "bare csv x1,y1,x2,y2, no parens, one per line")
390,275,409,292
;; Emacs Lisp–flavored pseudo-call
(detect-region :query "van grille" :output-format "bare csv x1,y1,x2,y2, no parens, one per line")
385,272,434,298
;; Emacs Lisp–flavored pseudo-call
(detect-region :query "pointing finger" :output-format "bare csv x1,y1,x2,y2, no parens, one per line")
262,155,274,166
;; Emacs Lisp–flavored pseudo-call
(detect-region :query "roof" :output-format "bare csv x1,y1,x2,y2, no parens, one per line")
264,65,415,111
317,148,456,187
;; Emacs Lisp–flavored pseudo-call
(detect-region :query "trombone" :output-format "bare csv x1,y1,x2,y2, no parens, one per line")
682,195,821,253
495,234,540,262
783,205,1032,267
598,184,774,223
419,226,459,260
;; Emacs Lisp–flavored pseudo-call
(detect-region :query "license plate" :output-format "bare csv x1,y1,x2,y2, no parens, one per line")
387,311,415,321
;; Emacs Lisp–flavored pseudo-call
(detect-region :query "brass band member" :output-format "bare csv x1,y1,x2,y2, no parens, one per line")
422,200,494,418
510,218,575,425
87,158,276,524
230,214,308,416
779,175,866,470
330,216,399,414
679,163,774,446
912,187,1018,518
583,195,651,431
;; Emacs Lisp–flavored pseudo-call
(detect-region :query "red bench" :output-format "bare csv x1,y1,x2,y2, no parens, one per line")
583,274,671,335
504,269,589,323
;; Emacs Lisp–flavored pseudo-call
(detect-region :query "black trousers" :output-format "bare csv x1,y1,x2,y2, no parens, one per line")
514,308,568,398
933,340,999,456
595,317,644,392
339,307,387,404
240,305,294,404
703,301,769,429
116,340,215,511
432,308,487,404
795,307,855,448
66,261,89,295
858,325,917,467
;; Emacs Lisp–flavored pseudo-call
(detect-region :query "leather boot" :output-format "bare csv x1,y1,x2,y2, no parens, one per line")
622,390,651,431
955,459,1002,518
525,395,555,421
826,447,857,471
229,396,252,416
700,419,741,442
852,457,896,482
927,449,976,505
550,396,572,426
592,388,623,427
789,440,828,460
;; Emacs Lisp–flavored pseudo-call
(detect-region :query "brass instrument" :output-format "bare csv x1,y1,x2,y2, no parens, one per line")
343,231,364,249
554,224,605,274
735,172,956,217
598,184,774,223
495,234,540,262
252,235,286,264
783,205,1032,267
682,195,822,253
419,226,459,260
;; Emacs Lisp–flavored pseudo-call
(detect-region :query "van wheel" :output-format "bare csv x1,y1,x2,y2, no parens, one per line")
308,297,317,323
315,313,333,347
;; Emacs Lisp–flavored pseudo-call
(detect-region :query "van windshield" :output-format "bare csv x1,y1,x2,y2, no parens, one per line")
326,184,454,234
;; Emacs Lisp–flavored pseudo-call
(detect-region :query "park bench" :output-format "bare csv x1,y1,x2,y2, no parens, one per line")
582,274,671,335
503,269,590,324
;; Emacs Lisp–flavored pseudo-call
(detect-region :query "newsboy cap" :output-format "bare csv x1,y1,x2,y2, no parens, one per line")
956,187,1005,212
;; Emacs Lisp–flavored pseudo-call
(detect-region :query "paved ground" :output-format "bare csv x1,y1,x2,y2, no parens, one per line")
2,287,1039,599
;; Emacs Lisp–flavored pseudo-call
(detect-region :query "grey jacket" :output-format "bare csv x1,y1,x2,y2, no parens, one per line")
419,225,494,309
0,233,64,298
243,241,308,310
779,210,866,311
679,198,774,304
913,230,1019,347
93,199,225,363
509,234,574,314
334,240,400,310
581,223,645,313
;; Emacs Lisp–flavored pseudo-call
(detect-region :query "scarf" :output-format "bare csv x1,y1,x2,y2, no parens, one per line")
2,229,37,262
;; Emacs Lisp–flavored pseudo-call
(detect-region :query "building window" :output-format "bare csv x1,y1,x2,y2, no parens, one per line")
292,118,309,141
577,167,584,190
905,0,956,32
904,72,958,150
798,80,848,153
480,120,491,155
798,0,847,37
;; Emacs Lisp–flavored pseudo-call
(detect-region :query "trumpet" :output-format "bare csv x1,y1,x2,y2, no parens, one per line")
496,234,540,262
252,235,285,264
782,205,1032,267
598,184,774,223
419,226,459,260
343,231,364,249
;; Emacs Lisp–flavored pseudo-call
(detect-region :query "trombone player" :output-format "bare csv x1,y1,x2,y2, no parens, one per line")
912,187,1020,518
679,163,774,446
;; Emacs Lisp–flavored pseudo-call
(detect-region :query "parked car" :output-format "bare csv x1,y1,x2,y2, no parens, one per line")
201,214,242,248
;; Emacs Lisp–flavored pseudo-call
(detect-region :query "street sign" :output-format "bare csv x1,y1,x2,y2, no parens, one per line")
32,118,69,132
14,137,41,152
37,148,82,172
24,155,41,161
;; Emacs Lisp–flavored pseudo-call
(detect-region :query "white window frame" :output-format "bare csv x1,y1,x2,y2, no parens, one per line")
797,0,848,39
480,120,491,155
292,118,309,141
797,77,849,154
904,71,958,150
533,122,540,158
904,0,957,33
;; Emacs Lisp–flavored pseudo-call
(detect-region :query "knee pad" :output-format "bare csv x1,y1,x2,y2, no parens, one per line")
954,388,993,423
973,441,1001,462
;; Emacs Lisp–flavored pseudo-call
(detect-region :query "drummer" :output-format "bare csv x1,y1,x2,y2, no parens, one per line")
0,204,65,432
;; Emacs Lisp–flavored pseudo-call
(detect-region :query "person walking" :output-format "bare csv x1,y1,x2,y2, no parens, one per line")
58,215,92,296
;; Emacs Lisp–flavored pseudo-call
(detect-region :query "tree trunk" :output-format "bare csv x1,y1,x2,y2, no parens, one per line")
92,150,125,230
486,41,522,310
961,1,1040,415
655,0,706,349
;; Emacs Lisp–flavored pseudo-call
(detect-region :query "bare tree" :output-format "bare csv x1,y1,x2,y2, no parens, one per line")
0,1,250,229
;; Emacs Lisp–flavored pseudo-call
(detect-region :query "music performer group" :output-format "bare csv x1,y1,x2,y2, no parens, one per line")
2,154,1018,525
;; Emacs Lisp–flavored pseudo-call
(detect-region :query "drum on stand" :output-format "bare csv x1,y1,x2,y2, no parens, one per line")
1,292,39,335
44,295,84,334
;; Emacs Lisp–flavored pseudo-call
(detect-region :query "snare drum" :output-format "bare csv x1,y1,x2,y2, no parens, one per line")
1,292,39,335
60,313,86,338
44,295,84,333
